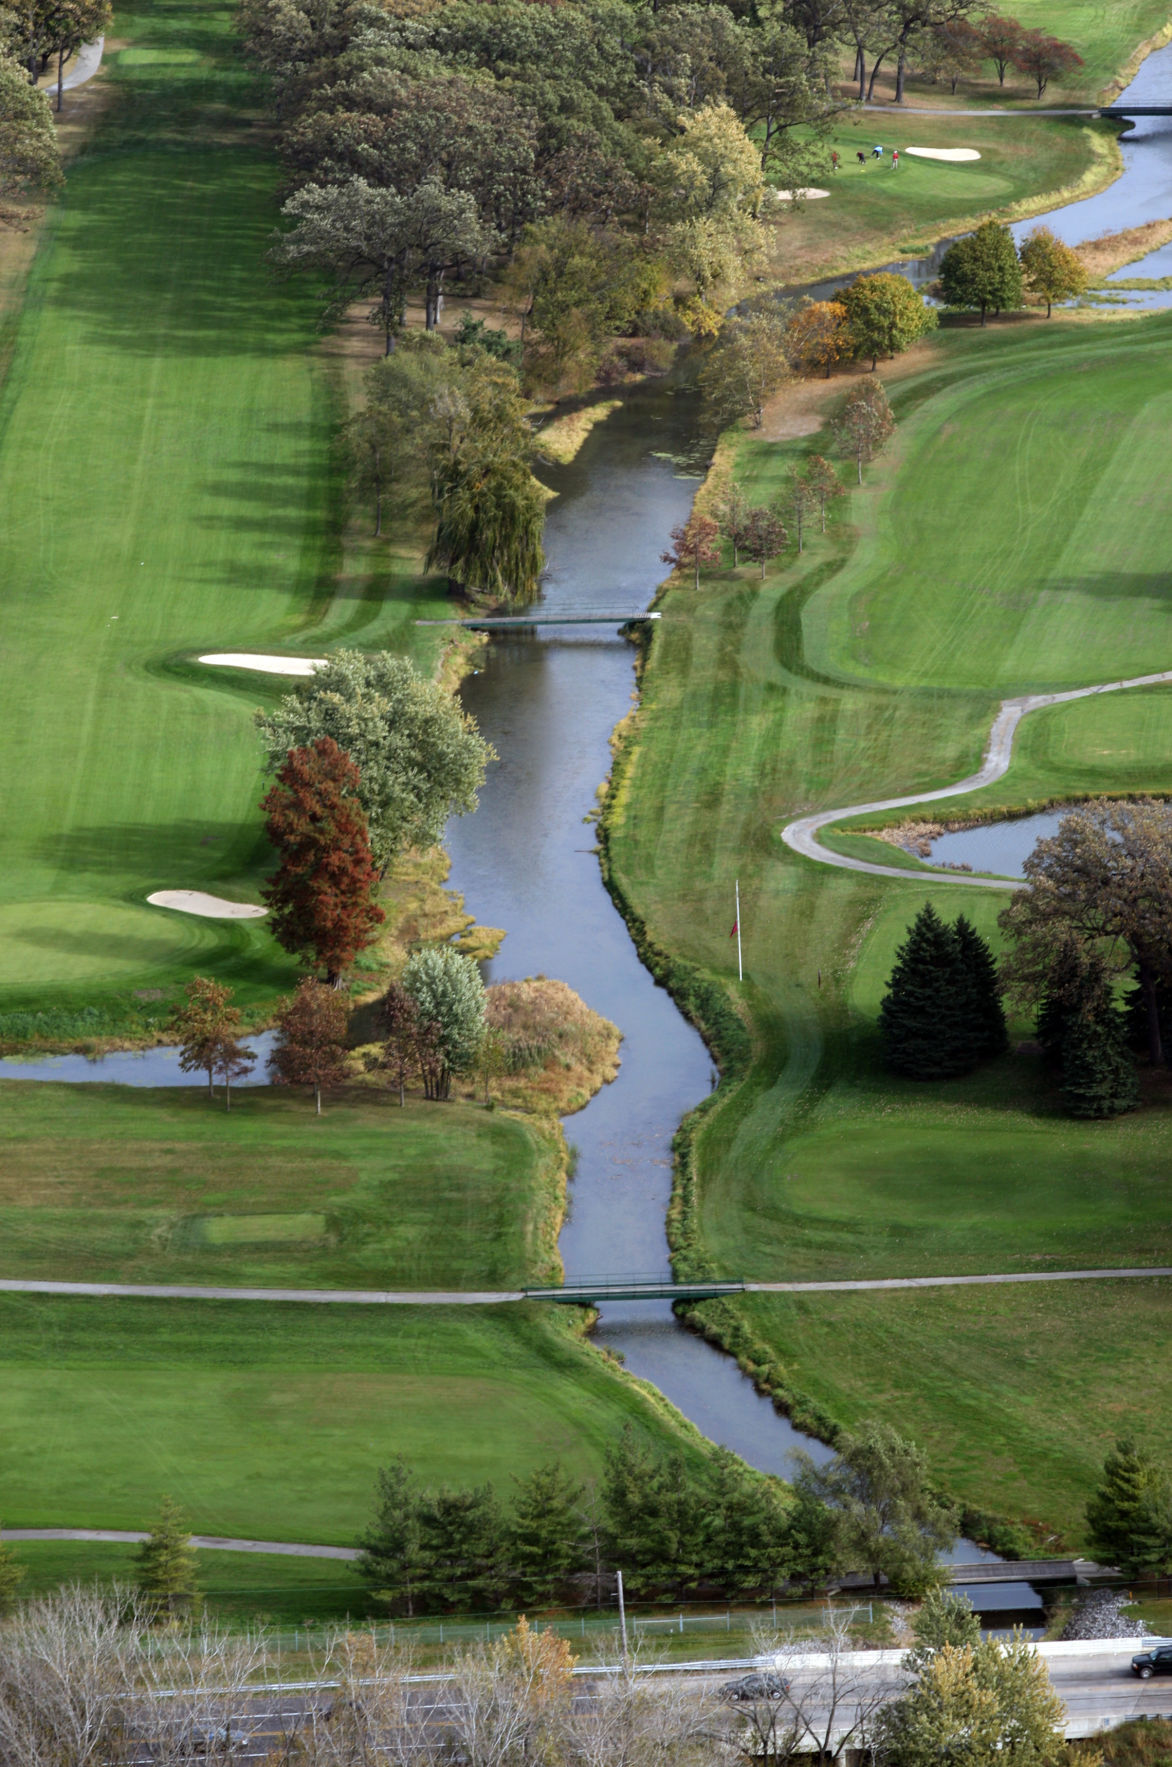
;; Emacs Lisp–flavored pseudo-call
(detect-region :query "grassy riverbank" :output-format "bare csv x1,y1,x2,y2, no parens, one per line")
607,311,1172,1538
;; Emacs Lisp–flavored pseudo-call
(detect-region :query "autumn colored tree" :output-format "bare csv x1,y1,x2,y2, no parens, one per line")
784,469,819,554
784,299,849,378
171,975,254,1107
1013,29,1082,98
835,272,936,372
831,375,895,484
1019,225,1088,316
261,736,384,984
917,19,983,94
715,482,752,566
269,978,350,1114
741,506,788,578
661,513,721,590
805,454,844,532
978,14,1024,85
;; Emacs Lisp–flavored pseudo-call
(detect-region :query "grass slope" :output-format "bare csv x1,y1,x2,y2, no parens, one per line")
608,314,1172,1537
0,1081,564,1288
0,0,451,1032
0,1297,707,1541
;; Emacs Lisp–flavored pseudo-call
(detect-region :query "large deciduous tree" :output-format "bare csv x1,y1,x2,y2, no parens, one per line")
999,799,1172,1067
170,975,255,1109
0,55,61,212
261,737,384,983
661,512,722,589
877,1637,1066,1767
1013,29,1082,98
742,505,788,578
939,221,1023,324
978,14,1024,85
257,650,494,876
793,1422,955,1595
427,451,546,606
269,977,350,1114
831,373,894,483
785,298,850,379
835,271,936,371
700,308,791,428
401,945,486,1100
1019,225,1088,316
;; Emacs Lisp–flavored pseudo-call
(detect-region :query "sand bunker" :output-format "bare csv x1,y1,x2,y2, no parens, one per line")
148,891,267,920
774,187,831,201
198,653,326,676
903,147,981,162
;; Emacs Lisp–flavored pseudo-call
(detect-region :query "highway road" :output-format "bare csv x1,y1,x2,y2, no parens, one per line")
119,1644,1172,1761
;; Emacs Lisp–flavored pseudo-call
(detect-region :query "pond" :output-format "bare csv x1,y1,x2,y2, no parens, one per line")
927,810,1066,879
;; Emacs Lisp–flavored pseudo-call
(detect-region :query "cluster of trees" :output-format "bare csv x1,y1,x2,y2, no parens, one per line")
1,0,110,112
347,333,545,603
940,222,1088,325
357,1421,957,1616
699,275,931,433
1001,799,1172,1118
242,0,842,371
1086,1440,1172,1578
380,945,487,1103
880,903,1007,1080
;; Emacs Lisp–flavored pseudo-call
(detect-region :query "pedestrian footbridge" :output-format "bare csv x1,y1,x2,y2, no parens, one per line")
522,1275,745,1304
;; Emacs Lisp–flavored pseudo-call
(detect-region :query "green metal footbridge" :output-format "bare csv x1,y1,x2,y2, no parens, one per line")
521,1275,745,1304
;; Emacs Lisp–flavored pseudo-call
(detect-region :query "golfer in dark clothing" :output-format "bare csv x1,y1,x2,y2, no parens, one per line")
856,150,866,165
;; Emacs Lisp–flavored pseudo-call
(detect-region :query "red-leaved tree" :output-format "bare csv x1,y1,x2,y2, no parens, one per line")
1013,29,1082,98
261,737,384,984
269,978,350,1114
661,514,721,590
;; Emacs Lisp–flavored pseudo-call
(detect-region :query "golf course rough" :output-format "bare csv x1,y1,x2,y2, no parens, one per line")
608,314,1172,1538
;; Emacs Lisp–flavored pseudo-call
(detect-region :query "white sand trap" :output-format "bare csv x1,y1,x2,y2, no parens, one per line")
903,147,981,162
148,891,267,920
774,187,831,201
199,653,327,676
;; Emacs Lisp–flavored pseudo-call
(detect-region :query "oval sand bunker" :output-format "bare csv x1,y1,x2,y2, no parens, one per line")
199,653,326,676
148,891,267,920
774,186,831,200
903,147,981,162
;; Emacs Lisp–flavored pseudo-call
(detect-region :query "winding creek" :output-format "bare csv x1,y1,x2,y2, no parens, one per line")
6,46,1171,1614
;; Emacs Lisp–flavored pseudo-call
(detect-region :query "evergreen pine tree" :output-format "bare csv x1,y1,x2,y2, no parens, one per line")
357,1460,424,1615
135,1496,200,1619
952,914,1008,1061
0,1527,25,1615
506,1462,587,1606
700,1447,791,1596
415,1485,506,1612
1086,1440,1172,1574
879,903,971,1078
1060,1009,1139,1119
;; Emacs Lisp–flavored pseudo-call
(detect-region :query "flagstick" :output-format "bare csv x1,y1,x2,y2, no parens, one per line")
735,878,743,983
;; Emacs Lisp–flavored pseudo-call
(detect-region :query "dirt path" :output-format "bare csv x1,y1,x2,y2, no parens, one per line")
780,669,1172,886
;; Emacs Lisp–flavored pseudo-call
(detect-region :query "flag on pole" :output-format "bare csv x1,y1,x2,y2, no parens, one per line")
729,920,738,937
734,879,743,982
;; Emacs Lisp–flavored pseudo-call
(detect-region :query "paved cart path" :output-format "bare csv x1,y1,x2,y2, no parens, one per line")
780,670,1172,886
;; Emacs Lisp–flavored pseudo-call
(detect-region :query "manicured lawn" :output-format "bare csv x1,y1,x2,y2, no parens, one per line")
0,1081,562,1288
0,1297,707,1541
10,1539,367,1626
1008,0,1171,92
0,0,450,1033
608,312,1172,1533
775,113,1114,281
734,1281,1172,1540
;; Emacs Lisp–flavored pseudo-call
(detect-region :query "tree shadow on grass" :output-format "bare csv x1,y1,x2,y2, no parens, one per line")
40,820,271,884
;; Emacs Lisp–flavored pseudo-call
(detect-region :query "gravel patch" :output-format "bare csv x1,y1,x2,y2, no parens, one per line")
1061,1590,1147,1641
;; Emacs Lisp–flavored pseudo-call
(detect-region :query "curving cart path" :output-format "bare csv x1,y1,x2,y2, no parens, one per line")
781,670,1172,887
